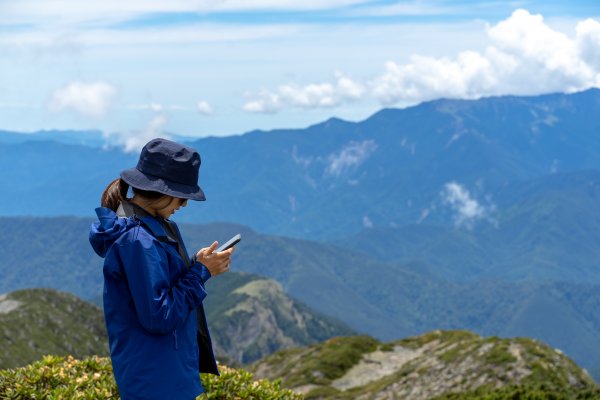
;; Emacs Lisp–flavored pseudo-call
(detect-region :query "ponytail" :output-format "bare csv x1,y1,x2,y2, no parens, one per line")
101,178,129,211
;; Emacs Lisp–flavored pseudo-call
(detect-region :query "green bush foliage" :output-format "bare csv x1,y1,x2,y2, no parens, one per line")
0,355,117,399
202,365,302,400
0,355,303,400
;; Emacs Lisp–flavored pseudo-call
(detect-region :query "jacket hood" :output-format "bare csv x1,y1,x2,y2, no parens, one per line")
89,207,135,258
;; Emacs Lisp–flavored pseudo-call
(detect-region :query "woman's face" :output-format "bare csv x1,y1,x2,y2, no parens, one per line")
153,196,188,219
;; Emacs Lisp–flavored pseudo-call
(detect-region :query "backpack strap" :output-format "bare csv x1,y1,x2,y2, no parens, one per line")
117,202,171,243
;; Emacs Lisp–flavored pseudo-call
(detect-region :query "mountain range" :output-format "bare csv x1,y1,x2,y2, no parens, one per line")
3,288,598,399
2,89,600,383
1,217,599,381
3,89,600,240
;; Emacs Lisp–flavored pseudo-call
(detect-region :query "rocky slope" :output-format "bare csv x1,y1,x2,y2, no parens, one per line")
250,330,599,399
204,272,355,364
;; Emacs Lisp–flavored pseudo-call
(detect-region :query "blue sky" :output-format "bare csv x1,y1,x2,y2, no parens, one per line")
1,0,599,148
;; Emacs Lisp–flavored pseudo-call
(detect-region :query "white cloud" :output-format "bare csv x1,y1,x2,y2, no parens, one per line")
576,18,600,69
441,182,494,228
103,114,169,153
417,208,431,224
372,51,496,104
243,73,364,113
326,140,377,177
49,81,116,118
3,0,369,27
196,101,214,116
242,90,282,114
3,5,599,135
372,9,600,104
244,9,600,113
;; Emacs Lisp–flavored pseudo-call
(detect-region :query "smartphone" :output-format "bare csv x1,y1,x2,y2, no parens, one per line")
216,233,241,252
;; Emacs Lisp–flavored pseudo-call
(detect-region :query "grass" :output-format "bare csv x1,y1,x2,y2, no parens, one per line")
484,341,517,366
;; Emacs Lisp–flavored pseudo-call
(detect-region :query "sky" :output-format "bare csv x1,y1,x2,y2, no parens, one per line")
1,0,600,147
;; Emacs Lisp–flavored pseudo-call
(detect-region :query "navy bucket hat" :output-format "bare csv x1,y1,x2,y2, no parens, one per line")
120,138,206,201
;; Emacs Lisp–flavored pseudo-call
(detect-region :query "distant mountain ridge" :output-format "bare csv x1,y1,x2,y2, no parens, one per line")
0,129,106,147
3,89,600,239
0,129,197,148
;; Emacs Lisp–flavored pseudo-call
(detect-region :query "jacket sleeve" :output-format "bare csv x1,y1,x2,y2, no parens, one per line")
116,233,208,335
191,256,212,283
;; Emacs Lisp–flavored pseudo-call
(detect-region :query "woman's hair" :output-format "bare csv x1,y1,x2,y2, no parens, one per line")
101,178,129,211
101,178,165,211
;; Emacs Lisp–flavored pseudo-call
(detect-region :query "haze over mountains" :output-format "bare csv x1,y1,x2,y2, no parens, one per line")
2,89,600,381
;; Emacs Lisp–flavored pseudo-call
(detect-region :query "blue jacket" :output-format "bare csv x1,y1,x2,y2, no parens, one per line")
89,206,214,400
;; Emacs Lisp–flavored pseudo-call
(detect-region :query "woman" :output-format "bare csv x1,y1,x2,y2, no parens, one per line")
89,138,233,400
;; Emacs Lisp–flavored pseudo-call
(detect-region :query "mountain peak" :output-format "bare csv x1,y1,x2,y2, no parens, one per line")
305,116,354,132
203,272,354,365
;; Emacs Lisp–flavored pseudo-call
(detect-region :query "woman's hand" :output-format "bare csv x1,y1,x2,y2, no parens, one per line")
195,241,234,277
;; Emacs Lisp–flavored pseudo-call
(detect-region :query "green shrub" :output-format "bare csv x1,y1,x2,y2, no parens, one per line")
0,355,118,399
202,365,303,400
0,355,303,400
